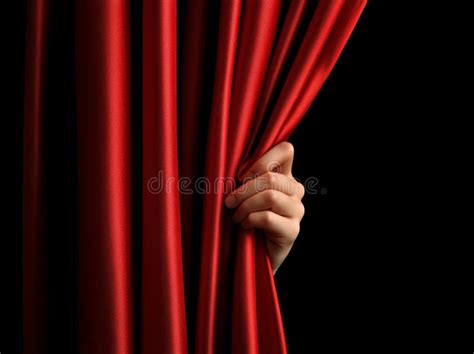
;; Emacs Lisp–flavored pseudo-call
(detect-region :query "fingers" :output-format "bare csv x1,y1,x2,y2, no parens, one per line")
232,190,304,223
228,141,304,273
242,141,294,179
240,211,300,244
225,171,304,209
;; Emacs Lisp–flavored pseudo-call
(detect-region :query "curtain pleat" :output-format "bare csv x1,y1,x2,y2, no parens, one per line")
225,1,282,353
179,0,210,294
242,0,367,170
142,1,188,353
23,0,47,353
22,0,367,353
277,0,369,142
195,1,241,352
75,1,133,353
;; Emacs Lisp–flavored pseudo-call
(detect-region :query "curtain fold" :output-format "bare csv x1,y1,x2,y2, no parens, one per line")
23,0,47,352
75,1,133,353
225,2,282,353
195,1,241,353
22,0,366,353
142,1,188,353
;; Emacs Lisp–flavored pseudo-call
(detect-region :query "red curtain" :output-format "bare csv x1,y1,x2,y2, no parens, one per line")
23,0,366,353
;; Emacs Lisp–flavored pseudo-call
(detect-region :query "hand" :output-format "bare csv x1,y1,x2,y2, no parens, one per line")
225,142,305,273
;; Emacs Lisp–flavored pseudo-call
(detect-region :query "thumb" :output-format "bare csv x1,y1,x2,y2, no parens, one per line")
241,142,294,181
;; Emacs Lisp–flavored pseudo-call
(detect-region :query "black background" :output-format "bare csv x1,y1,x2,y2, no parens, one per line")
280,3,385,351
1,1,400,353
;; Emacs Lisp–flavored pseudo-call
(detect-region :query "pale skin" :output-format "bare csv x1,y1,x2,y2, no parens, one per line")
225,142,305,274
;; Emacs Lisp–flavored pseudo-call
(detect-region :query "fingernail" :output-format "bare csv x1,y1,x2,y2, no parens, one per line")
225,195,237,208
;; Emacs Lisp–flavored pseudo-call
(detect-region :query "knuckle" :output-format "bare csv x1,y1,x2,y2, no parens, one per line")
280,141,294,156
264,171,277,187
262,211,273,227
296,182,305,198
298,202,305,219
244,214,255,228
248,212,257,224
265,190,278,204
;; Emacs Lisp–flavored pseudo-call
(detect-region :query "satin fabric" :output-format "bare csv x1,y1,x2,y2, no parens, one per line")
22,0,366,353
